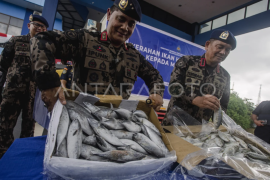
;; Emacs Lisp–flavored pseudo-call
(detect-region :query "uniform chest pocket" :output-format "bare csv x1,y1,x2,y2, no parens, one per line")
124,67,137,81
213,76,227,97
15,51,31,66
84,57,110,72
185,77,201,96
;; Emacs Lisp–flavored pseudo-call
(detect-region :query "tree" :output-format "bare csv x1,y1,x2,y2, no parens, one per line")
226,92,254,130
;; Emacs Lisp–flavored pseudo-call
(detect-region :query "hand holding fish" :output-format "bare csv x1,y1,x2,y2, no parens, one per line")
192,94,220,111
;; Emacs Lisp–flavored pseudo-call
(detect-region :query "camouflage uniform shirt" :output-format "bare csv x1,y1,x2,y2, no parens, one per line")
163,55,230,124
30,29,164,98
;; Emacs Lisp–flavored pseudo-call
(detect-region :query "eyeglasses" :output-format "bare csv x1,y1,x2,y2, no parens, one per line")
30,22,46,29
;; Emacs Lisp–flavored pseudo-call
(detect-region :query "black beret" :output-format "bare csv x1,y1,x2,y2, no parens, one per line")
210,29,236,50
36,71,61,91
29,14,49,28
114,0,142,22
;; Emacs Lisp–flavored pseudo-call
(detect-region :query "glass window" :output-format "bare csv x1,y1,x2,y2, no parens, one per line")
0,23,8,34
0,14,10,24
10,17,23,28
200,21,212,34
212,15,227,30
7,25,22,36
227,8,245,24
246,0,268,18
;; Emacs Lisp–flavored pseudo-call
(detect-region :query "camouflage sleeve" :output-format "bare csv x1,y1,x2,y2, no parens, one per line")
137,54,165,97
168,56,197,103
0,37,16,73
30,30,83,91
220,74,230,112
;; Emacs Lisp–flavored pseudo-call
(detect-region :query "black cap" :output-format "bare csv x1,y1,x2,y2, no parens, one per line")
114,0,142,22
210,29,236,50
29,14,49,28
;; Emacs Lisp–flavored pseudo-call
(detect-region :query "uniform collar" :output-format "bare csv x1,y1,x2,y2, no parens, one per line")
199,54,220,74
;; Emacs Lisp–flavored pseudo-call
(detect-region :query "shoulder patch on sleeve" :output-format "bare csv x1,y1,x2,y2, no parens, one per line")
63,69,67,74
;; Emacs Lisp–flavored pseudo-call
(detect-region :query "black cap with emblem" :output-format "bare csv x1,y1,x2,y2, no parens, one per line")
210,29,237,50
114,0,142,22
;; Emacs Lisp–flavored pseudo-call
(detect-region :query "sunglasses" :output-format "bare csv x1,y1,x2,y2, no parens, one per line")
30,22,46,29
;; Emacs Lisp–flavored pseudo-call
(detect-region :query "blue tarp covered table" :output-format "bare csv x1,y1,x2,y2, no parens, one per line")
0,136,46,180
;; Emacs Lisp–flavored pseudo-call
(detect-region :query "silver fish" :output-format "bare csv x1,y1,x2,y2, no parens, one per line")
142,155,157,160
122,120,141,133
66,100,92,115
100,117,124,130
82,134,97,147
133,133,165,158
210,134,217,140
193,142,204,147
245,155,268,165
133,110,148,119
56,106,70,152
239,147,250,154
200,134,211,142
115,108,132,120
92,108,118,120
233,136,248,149
68,109,94,136
223,145,239,156
120,139,148,155
234,152,244,158
67,119,82,159
214,137,224,147
96,135,116,152
83,102,100,113
88,118,124,147
137,117,161,137
213,107,222,129
140,124,149,138
93,149,146,162
248,144,266,156
218,130,230,143
110,130,135,140
224,142,239,148
80,144,108,161
55,138,68,158
245,152,270,162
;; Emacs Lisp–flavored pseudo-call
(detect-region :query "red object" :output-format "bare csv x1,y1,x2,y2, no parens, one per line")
200,58,206,67
0,32,7,37
55,59,61,64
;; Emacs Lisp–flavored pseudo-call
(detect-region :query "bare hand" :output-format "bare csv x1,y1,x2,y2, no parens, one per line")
254,120,264,127
41,87,66,112
192,94,220,111
148,94,163,111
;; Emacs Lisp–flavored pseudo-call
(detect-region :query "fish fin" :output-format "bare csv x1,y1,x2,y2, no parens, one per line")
110,103,113,109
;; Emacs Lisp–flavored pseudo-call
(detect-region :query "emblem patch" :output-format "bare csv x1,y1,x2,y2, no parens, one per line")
177,46,181,52
89,59,97,68
29,14,33,21
63,69,67,74
93,45,106,52
219,31,229,40
119,0,128,10
99,61,106,70
100,31,107,41
89,73,99,82
127,69,131,77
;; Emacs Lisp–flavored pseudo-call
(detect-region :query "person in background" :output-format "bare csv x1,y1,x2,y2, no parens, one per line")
0,15,49,158
251,101,270,143
60,62,73,89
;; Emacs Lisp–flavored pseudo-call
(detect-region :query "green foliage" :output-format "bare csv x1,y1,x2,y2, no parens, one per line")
227,91,255,130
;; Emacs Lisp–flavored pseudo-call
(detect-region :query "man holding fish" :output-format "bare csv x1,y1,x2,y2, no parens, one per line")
30,0,164,113
163,29,237,124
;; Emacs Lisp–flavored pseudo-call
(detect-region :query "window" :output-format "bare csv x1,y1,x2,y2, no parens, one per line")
200,21,212,34
246,0,268,18
0,13,23,36
227,8,245,24
212,15,227,30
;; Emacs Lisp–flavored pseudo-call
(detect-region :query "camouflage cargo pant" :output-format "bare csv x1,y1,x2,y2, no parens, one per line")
0,81,36,156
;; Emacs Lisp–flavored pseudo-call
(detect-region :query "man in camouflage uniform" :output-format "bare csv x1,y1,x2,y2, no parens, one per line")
60,62,73,89
163,29,236,125
30,0,164,113
0,15,48,158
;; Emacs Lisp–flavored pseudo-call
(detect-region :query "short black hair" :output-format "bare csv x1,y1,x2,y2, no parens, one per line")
110,5,119,13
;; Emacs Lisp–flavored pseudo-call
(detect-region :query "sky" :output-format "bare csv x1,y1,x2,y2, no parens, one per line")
221,27,270,105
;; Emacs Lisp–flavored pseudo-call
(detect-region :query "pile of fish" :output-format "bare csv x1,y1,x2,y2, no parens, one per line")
182,129,270,165
54,100,169,163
